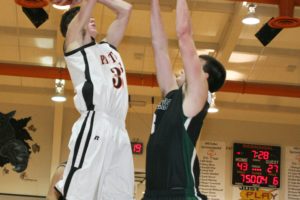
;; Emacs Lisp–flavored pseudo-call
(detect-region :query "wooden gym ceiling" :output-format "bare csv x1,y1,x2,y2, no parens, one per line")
0,0,300,125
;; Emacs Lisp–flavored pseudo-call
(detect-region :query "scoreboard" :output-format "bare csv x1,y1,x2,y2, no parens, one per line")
232,143,281,188
131,142,143,154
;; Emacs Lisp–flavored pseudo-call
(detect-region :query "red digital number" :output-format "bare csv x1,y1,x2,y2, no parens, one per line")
273,176,279,186
240,174,268,184
133,143,142,153
267,164,279,173
252,150,269,160
259,151,269,160
237,162,248,171
252,150,257,159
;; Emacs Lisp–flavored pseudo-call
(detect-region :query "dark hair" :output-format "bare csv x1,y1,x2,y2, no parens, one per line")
60,6,80,37
199,55,226,92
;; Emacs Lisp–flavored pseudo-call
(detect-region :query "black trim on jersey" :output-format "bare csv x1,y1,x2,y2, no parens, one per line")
64,39,117,57
79,111,95,167
63,111,91,197
81,49,95,110
63,167,77,198
58,196,65,200
54,186,64,200
99,41,118,51
64,41,96,56
54,187,66,200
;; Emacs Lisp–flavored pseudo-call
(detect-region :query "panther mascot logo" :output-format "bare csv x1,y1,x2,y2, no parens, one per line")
0,111,33,173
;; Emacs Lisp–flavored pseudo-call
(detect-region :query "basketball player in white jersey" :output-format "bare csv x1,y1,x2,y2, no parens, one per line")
53,0,134,199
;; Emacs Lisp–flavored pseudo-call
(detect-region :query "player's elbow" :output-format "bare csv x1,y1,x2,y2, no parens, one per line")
177,33,191,51
176,25,191,40
122,2,132,17
151,38,161,47
176,26,185,38
115,1,132,20
127,3,133,12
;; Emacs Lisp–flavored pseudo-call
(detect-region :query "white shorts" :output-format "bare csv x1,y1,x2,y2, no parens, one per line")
55,111,134,200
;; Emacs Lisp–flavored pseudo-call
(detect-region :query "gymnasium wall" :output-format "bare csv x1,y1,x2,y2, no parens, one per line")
0,76,299,199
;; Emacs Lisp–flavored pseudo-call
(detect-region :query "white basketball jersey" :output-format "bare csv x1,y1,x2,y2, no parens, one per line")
56,41,133,200
65,41,128,121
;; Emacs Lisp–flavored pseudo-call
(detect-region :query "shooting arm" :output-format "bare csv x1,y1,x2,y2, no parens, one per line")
65,0,97,51
100,0,132,47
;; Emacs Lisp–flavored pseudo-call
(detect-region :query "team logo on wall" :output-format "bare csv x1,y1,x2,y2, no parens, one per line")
0,111,39,174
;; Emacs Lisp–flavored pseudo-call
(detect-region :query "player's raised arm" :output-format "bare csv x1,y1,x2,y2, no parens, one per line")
100,0,132,47
176,0,208,116
151,0,177,96
61,0,97,51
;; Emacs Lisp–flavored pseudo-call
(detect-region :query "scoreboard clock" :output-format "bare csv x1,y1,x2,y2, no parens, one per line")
131,142,143,154
232,143,281,188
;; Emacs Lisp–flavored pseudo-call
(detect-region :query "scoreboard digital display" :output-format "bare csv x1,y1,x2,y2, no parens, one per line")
232,143,281,188
131,142,143,154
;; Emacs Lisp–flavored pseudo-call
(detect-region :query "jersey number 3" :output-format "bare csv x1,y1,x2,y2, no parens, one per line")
111,63,124,89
